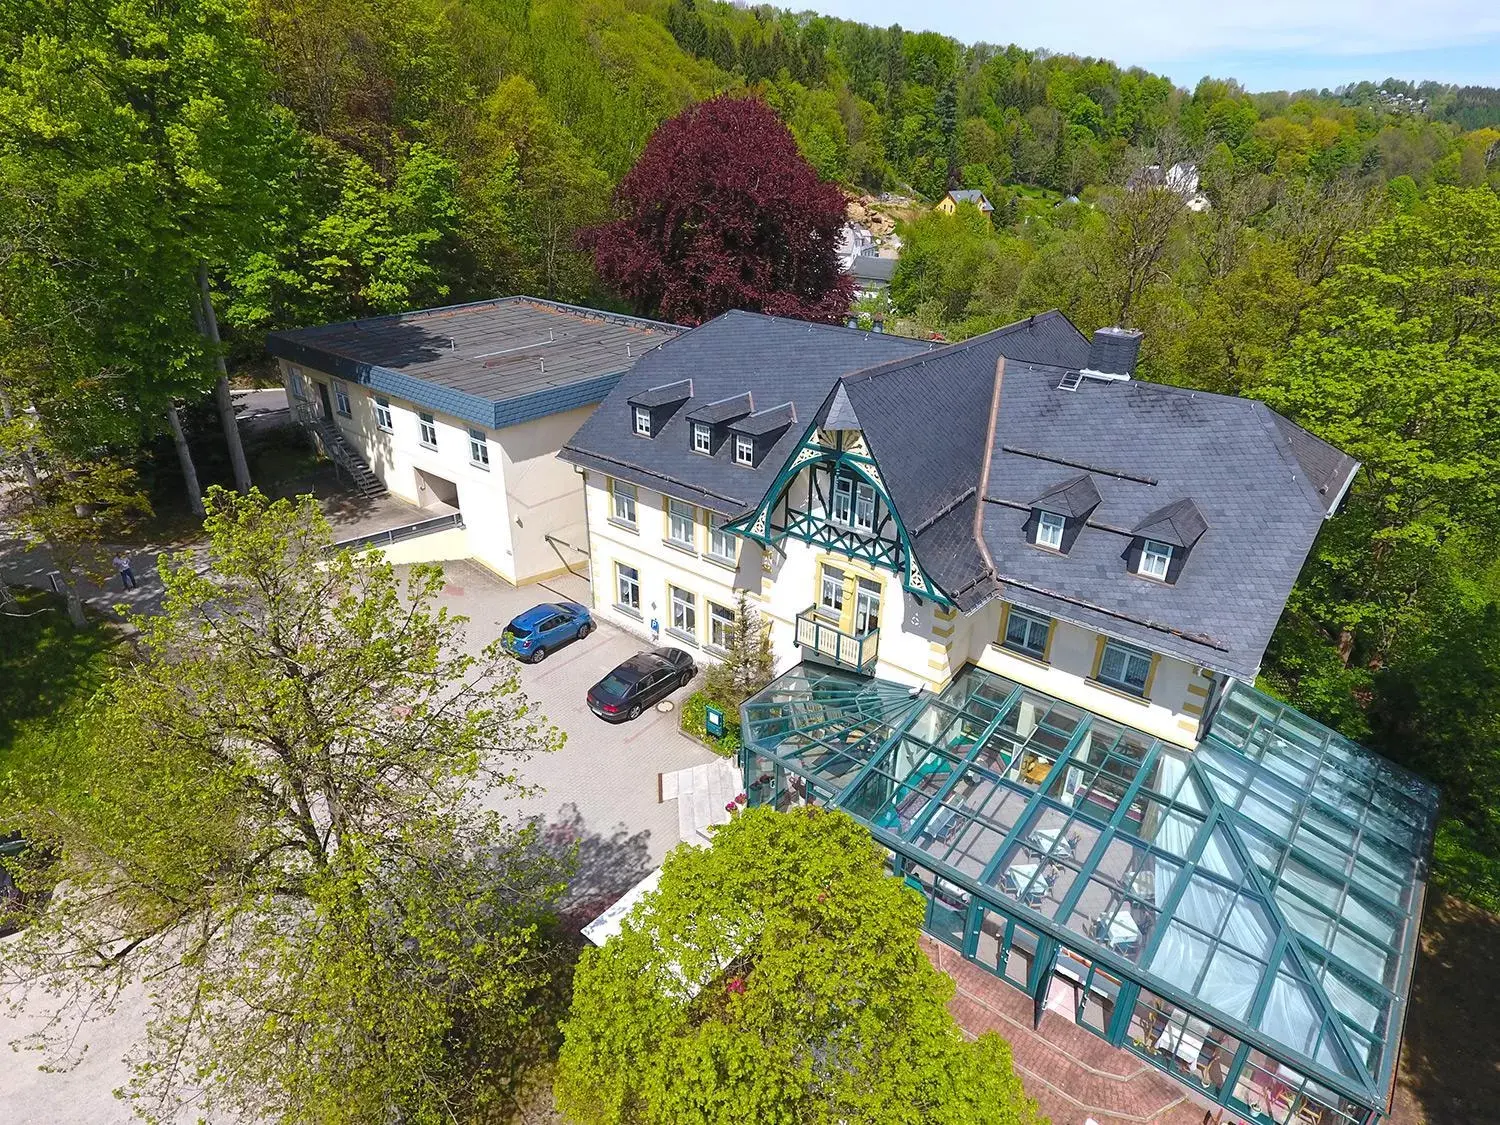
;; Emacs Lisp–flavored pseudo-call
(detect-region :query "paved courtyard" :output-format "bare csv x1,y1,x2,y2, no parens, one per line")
0,554,718,1124
422,560,720,918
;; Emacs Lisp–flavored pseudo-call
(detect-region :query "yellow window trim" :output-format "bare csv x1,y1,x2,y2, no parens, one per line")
1090,634,1159,700
999,603,1055,663
815,551,882,634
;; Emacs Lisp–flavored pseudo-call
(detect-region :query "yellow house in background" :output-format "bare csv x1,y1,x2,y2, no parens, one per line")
936,188,994,215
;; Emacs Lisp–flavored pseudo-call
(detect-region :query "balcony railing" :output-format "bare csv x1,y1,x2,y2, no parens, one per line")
795,607,879,674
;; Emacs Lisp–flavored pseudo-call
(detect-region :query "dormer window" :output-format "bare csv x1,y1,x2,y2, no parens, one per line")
832,475,876,533
1035,511,1066,551
734,434,754,466
1138,539,1173,581
633,406,651,437
1130,499,1206,584
692,422,711,454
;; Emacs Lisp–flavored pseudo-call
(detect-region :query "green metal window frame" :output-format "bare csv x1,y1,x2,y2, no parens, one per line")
739,663,1437,1123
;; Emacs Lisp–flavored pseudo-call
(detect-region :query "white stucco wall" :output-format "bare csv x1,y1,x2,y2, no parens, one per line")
581,465,1213,747
280,360,588,585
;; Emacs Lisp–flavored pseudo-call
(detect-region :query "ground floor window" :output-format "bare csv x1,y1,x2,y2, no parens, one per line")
1097,638,1153,696
973,907,1044,993
615,563,639,613
708,602,735,652
670,585,696,641
1003,606,1052,659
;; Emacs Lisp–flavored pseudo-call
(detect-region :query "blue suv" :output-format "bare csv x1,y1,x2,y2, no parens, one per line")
502,601,593,663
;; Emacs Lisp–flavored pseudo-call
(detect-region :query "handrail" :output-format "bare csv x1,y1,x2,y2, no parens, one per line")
333,512,464,552
794,606,879,673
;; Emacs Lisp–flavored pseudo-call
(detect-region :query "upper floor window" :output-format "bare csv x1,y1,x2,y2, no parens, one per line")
692,422,711,455
374,397,393,432
832,475,876,532
633,406,652,437
1002,607,1052,659
707,514,737,564
853,482,876,532
469,428,490,468
418,412,438,448
610,479,637,527
1138,539,1173,581
1097,639,1153,697
667,499,696,549
734,434,754,466
333,380,352,417
819,563,846,616
1035,511,1066,551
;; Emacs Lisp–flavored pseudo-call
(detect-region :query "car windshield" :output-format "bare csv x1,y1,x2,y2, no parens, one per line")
595,673,635,699
506,618,534,637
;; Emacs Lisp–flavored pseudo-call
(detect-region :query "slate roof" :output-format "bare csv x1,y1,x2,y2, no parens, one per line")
1032,473,1103,518
979,366,1359,678
851,255,897,284
948,189,994,209
687,393,753,424
559,302,1356,681
629,379,692,408
266,296,679,429
559,310,932,513
1135,497,1209,547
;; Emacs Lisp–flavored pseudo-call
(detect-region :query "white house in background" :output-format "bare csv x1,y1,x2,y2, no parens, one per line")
266,297,679,583
835,221,876,270
1129,161,1212,212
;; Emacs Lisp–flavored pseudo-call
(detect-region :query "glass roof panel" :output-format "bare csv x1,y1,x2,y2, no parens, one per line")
740,667,1438,1105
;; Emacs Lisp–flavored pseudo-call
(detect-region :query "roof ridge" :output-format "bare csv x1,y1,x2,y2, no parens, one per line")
717,307,931,347
841,310,1074,388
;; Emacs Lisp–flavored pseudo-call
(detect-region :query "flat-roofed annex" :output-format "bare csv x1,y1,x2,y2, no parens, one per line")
267,296,681,429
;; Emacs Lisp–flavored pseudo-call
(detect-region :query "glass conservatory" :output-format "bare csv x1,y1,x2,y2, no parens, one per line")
740,664,1438,1125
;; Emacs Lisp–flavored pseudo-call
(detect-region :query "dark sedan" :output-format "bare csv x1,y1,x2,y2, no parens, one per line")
587,648,696,722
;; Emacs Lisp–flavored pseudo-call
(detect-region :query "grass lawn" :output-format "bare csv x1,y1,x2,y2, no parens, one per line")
0,590,125,784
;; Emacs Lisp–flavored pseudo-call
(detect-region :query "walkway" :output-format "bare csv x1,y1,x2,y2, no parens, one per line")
921,937,1218,1125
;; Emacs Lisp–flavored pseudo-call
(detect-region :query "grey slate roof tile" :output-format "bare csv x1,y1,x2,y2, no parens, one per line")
560,310,932,513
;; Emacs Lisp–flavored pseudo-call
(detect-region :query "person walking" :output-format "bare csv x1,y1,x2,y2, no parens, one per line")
112,552,137,591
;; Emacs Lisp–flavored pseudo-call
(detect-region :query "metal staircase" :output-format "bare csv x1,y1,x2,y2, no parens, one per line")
294,402,387,499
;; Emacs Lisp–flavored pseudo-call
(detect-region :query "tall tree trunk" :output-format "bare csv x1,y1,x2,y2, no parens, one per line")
196,262,251,493
166,402,206,517
0,384,40,490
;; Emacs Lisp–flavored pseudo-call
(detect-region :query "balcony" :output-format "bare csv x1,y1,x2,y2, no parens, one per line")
795,607,879,674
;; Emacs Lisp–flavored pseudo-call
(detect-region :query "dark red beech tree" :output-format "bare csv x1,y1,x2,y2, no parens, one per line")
583,96,853,325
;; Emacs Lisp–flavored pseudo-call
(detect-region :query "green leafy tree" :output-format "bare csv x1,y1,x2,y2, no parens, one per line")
556,805,1044,1125
703,590,774,711
1,489,566,1123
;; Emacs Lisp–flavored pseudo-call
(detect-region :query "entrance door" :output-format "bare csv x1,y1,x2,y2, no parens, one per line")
317,381,333,419
853,577,881,636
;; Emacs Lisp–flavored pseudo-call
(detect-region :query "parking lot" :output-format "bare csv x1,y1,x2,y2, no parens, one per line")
421,560,721,912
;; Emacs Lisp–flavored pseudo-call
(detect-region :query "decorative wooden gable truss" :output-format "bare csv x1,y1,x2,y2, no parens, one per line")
725,426,954,607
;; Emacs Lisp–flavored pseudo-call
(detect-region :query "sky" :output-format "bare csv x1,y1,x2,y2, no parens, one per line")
800,0,1500,92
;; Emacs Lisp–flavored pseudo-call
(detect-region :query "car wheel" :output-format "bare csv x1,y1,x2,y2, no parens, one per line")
679,670,693,690
531,646,547,662
577,622,592,639
627,703,642,721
